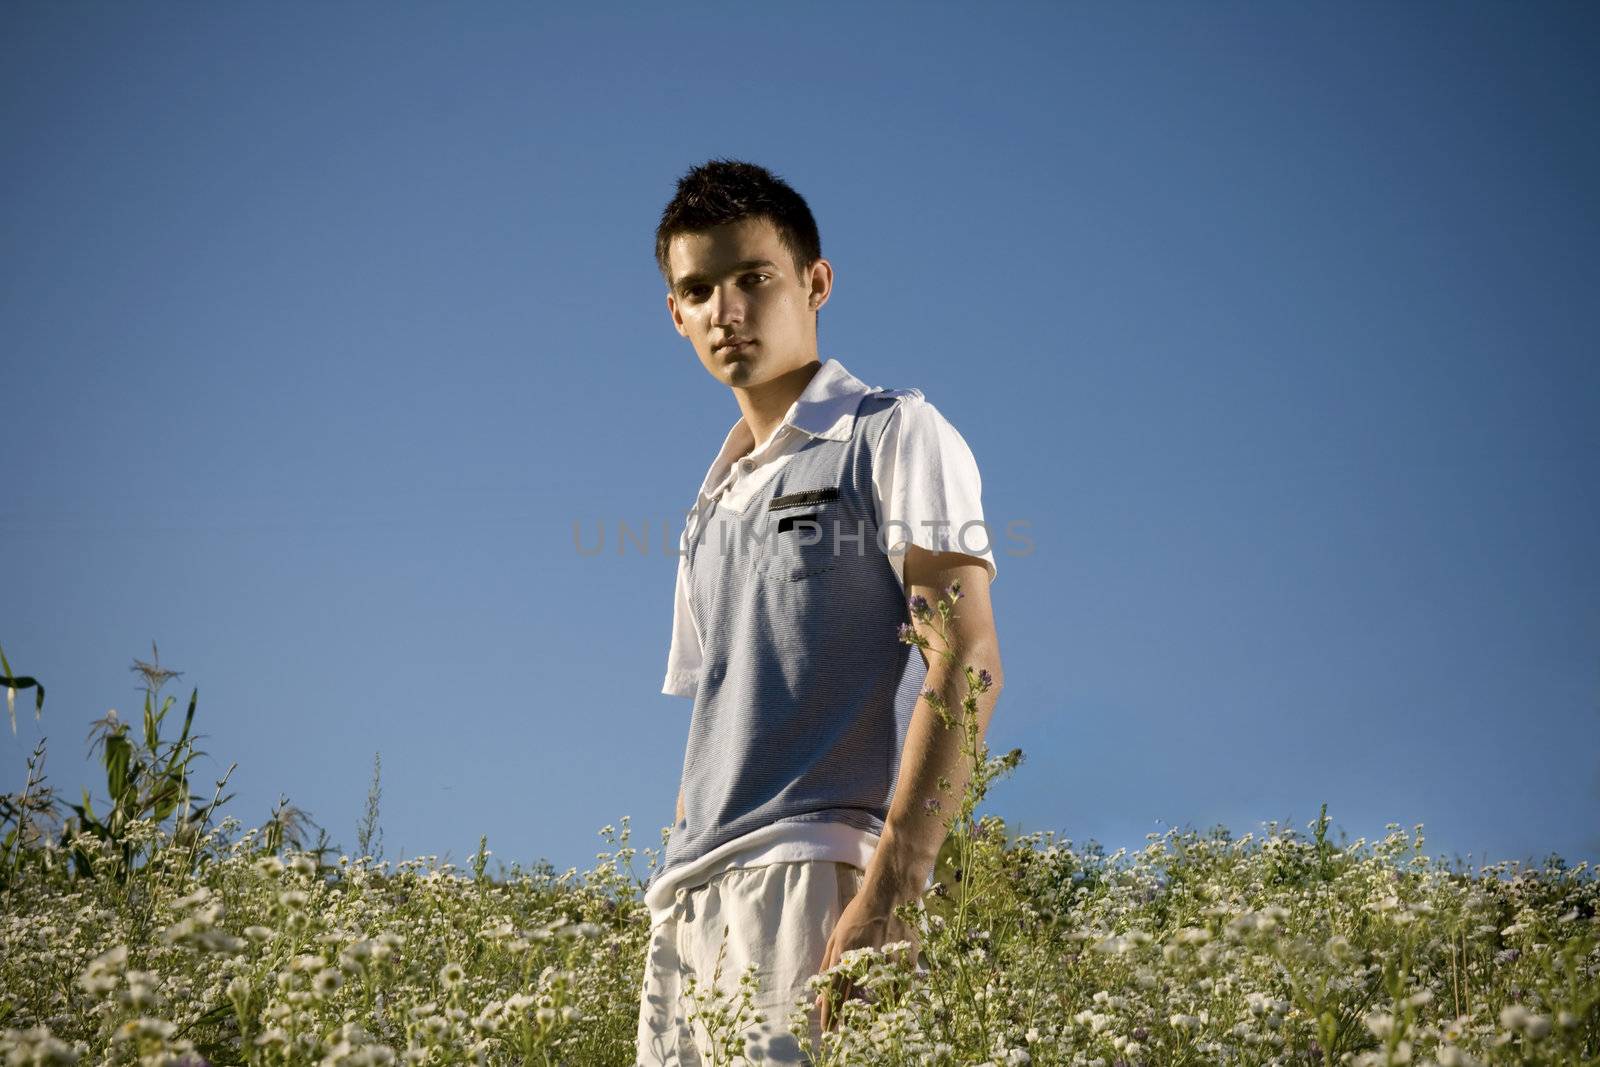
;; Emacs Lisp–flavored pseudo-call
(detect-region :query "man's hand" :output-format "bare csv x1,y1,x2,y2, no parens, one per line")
813,879,918,1032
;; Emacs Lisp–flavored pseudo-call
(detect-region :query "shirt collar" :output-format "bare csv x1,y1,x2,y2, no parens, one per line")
787,356,875,442
695,357,875,503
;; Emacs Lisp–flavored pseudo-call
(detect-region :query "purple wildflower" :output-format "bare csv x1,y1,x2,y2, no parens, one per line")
978,668,993,689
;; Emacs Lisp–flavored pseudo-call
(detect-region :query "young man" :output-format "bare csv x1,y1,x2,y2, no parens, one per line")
637,159,1004,1065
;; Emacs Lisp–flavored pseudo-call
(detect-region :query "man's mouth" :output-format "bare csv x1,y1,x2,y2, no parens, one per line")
716,339,754,355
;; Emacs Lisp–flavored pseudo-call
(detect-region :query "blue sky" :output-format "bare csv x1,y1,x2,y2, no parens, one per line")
3,2,1596,880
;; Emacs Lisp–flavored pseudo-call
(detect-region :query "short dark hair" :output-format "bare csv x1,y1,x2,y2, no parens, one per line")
654,159,822,288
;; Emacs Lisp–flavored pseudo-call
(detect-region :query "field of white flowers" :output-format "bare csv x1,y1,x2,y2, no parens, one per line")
2,617,1596,1066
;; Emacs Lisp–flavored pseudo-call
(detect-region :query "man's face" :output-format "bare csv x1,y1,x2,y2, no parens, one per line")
665,216,832,389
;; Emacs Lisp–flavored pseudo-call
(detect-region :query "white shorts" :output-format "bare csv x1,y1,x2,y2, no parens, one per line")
635,859,864,1066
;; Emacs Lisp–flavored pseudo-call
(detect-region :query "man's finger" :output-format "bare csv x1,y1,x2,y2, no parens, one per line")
815,938,841,1031
817,972,850,1033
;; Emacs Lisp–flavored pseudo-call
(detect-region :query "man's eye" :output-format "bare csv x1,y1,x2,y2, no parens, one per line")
744,273,769,284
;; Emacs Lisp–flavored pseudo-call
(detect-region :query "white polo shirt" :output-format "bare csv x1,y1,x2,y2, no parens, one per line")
650,356,995,925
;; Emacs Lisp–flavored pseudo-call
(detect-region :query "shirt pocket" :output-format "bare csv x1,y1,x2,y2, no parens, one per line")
752,499,840,581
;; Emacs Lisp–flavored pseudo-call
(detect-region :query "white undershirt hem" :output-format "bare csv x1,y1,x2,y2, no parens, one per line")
644,822,881,928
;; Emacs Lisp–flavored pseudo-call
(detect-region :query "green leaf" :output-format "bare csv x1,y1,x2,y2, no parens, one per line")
175,688,197,746
105,733,133,806
153,784,178,822
0,641,45,734
75,790,101,829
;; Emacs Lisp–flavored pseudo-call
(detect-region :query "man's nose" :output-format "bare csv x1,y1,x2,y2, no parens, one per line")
708,284,745,326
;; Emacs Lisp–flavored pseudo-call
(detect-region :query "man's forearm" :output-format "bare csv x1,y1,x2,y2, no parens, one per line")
861,643,1002,906
676,785,684,825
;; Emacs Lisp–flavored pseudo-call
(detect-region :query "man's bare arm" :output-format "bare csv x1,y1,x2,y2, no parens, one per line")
676,785,685,825
859,544,1003,907
814,547,1003,1029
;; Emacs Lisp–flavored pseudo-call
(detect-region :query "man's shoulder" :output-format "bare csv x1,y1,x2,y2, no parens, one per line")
855,384,926,425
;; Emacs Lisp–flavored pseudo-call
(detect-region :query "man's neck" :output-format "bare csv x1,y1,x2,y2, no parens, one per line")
732,359,823,455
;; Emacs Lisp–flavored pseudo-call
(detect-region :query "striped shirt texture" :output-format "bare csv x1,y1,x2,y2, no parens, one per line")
646,357,995,925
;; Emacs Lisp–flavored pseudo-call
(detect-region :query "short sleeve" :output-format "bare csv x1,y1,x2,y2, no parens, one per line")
662,533,703,699
871,393,998,590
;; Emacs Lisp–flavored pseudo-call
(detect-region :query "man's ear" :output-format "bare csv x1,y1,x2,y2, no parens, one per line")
666,292,688,338
807,257,834,311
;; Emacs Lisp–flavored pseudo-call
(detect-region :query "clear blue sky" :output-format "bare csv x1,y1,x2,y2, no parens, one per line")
4,3,1596,879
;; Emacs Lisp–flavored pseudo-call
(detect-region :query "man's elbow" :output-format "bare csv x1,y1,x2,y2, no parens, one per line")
984,654,1004,707
952,634,1004,697
973,651,1003,737
984,641,1005,694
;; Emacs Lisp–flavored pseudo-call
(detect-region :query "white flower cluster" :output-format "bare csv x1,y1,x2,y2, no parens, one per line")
0,810,1594,1065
